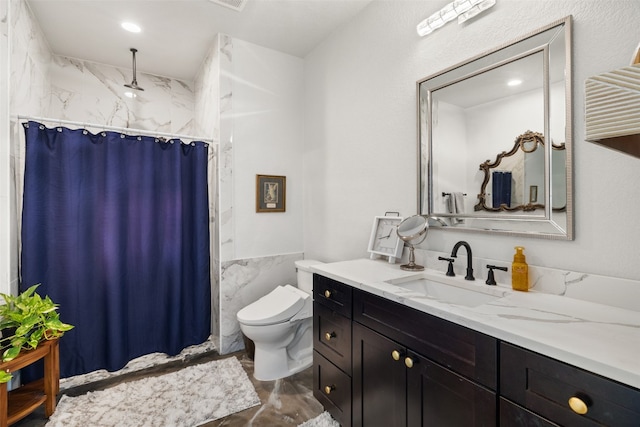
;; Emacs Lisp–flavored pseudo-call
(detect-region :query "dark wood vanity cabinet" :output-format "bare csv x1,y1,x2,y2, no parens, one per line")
313,274,353,427
312,274,640,427
352,288,497,426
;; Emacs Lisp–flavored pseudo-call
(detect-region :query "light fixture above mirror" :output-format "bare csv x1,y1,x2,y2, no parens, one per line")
417,0,496,37
417,16,573,240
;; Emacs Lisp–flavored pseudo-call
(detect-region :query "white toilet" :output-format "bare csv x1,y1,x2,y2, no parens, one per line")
237,259,322,381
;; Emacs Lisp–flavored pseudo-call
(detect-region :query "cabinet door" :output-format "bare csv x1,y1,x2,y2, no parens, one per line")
406,350,496,427
353,322,407,427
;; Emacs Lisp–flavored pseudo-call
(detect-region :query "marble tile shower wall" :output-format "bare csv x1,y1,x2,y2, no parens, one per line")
9,0,51,292
47,56,196,134
9,0,51,118
218,34,237,354
10,2,196,133
218,34,234,263
194,34,222,349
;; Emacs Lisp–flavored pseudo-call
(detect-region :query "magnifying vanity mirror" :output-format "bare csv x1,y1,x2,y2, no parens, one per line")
417,16,573,239
397,215,429,271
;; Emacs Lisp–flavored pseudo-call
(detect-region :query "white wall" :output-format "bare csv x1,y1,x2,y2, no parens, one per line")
232,39,304,259
304,0,640,281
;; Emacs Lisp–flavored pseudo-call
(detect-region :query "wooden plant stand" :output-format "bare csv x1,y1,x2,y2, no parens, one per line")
0,339,59,426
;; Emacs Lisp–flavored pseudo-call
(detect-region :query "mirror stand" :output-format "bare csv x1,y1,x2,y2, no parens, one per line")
401,244,424,271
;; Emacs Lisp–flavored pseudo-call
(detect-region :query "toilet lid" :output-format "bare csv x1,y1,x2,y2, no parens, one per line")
237,285,305,326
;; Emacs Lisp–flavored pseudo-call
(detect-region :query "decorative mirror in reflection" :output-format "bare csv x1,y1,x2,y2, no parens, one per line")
475,130,566,212
418,16,573,239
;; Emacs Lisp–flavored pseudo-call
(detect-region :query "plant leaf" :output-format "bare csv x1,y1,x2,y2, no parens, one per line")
0,370,12,384
20,284,39,299
10,336,26,348
2,346,20,362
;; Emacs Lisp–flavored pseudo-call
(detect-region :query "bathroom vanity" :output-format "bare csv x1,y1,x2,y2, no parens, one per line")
311,259,640,426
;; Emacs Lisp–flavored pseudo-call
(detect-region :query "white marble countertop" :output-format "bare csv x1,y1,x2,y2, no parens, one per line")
311,258,640,389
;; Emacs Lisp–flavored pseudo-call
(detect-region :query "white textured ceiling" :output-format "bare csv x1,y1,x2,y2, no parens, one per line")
26,0,373,81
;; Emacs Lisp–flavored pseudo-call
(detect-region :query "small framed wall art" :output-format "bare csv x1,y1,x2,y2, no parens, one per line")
256,174,286,213
367,215,404,264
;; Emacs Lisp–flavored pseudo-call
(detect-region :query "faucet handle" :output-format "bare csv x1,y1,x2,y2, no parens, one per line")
438,256,455,277
486,265,508,286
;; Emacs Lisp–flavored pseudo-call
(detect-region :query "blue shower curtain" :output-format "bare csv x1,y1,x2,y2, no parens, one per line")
20,121,211,379
491,171,512,209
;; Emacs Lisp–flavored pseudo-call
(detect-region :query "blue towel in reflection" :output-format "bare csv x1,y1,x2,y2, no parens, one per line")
492,171,512,208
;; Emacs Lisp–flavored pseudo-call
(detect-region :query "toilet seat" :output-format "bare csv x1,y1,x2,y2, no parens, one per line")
237,285,307,326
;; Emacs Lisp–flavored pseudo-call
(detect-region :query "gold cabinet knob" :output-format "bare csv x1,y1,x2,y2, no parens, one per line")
568,396,589,415
325,331,336,341
324,385,335,395
324,290,332,298
405,357,414,369
391,350,401,361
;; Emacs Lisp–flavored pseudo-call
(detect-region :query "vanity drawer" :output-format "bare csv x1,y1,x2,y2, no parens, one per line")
500,342,640,426
499,398,559,426
314,274,352,317
314,301,352,375
353,288,497,390
314,351,352,427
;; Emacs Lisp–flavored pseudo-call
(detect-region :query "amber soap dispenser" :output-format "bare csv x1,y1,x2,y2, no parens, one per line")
511,246,529,291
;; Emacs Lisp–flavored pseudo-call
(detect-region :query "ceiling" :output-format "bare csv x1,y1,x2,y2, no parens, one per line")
26,0,373,81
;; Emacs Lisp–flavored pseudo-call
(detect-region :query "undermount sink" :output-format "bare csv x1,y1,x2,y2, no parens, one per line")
385,273,509,308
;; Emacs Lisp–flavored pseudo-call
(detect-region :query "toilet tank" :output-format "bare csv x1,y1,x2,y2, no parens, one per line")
295,259,323,294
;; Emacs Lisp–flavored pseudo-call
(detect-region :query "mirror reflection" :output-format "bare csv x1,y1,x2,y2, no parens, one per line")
418,17,573,239
474,130,567,212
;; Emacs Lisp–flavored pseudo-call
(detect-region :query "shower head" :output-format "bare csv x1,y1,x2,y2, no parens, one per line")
124,48,144,91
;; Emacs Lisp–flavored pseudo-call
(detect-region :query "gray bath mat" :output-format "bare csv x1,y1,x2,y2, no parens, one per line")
46,356,260,426
299,411,341,427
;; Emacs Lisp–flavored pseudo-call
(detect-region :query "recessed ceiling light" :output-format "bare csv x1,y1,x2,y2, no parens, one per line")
507,79,523,87
121,22,141,33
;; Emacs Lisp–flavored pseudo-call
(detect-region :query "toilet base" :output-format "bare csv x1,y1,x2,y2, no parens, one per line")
251,320,313,381
253,346,312,381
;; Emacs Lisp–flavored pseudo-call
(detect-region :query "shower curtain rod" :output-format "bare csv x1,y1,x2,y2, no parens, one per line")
16,115,214,143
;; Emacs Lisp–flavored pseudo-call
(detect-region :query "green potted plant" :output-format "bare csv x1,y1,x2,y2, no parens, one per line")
0,284,74,384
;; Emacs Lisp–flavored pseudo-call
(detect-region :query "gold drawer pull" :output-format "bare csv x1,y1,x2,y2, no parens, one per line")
324,385,335,395
325,331,336,341
405,357,414,369
324,290,332,298
391,350,401,361
568,396,589,415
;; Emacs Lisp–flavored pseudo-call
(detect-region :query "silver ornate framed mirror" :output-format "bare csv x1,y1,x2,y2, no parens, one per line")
417,16,573,240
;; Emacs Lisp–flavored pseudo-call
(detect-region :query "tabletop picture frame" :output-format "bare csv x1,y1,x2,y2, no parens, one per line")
256,174,286,213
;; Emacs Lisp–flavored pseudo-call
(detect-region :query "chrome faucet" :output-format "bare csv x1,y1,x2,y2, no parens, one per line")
451,241,475,281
